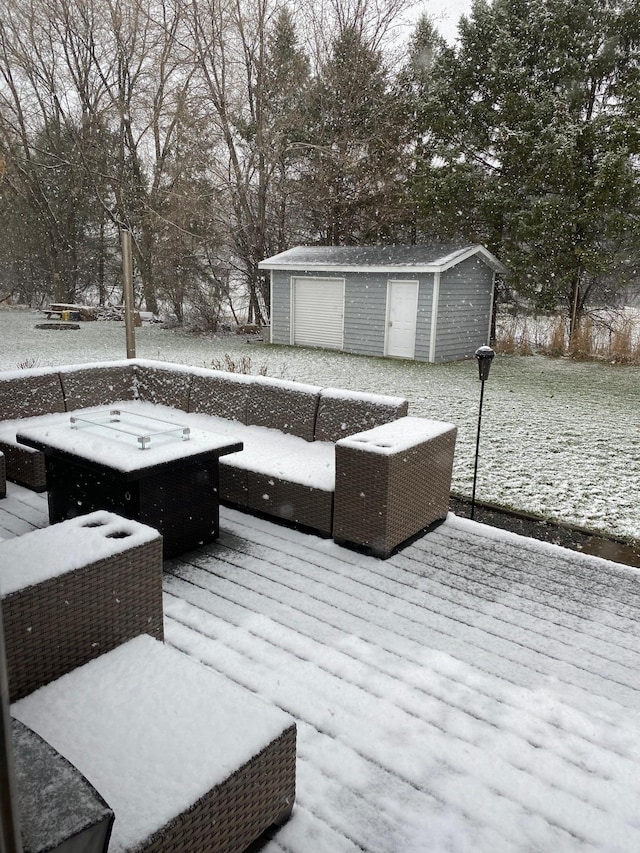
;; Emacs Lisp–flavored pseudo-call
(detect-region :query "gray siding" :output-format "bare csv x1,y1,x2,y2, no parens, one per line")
270,271,291,344
271,270,389,355
343,272,387,356
433,257,493,363
414,276,434,362
268,256,494,363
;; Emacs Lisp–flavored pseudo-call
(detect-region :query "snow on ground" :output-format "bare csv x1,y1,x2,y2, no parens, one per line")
1,308,639,541
164,506,640,853
5,488,640,852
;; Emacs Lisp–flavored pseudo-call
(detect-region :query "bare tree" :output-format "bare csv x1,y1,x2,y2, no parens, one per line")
299,0,416,67
0,0,212,312
183,0,313,324
0,0,105,301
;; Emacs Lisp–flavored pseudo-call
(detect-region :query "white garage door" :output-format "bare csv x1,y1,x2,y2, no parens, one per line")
292,277,344,349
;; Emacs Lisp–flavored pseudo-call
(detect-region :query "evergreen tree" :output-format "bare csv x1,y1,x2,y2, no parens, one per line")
262,8,311,253
299,24,412,245
414,0,640,330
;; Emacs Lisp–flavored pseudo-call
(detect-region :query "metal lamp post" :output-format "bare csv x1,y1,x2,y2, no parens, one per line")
471,345,495,520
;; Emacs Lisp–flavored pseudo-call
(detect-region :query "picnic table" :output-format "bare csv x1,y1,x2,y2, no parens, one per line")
43,304,135,322
44,304,82,320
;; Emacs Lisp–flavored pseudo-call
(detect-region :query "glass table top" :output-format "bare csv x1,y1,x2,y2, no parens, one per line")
70,409,190,450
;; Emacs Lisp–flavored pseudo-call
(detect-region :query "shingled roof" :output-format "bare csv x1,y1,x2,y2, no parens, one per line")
259,243,507,274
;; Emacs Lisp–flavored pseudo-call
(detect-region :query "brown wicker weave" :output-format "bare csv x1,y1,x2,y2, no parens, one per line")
135,362,193,411
0,450,5,498
0,371,65,420
246,378,321,441
134,724,296,853
0,441,47,491
60,363,136,410
1,513,163,701
219,460,249,507
0,371,65,490
333,419,457,557
246,471,334,534
189,371,251,422
314,389,409,443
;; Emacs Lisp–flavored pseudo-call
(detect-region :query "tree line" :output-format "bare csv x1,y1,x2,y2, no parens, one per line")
1,0,639,332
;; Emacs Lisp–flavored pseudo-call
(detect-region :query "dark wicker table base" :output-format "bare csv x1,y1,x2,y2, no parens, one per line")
45,454,221,558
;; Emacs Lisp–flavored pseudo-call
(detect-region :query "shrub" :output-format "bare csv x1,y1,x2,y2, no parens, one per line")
16,356,41,369
209,353,268,375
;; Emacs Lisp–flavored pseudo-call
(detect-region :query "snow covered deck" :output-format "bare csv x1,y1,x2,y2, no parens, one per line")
2,484,640,852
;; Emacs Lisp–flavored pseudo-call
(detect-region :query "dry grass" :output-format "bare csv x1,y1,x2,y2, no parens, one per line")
609,320,640,363
546,317,569,357
208,353,289,377
494,320,535,356
498,312,640,364
568,317,597,360
15,356,41,369
209,353,268,375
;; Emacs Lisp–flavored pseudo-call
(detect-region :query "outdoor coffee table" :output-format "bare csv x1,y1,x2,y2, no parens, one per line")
17,409,243,557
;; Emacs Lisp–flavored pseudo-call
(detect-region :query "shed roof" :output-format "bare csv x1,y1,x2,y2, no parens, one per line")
259,243,507,275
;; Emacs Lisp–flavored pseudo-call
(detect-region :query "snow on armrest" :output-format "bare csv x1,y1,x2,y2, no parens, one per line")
336,416,456,455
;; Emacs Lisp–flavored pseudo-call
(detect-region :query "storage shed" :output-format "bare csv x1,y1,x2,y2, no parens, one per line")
259,244,507,362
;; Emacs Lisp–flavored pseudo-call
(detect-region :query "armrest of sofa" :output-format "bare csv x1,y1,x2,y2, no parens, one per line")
12,718,114,853
333,417,457,557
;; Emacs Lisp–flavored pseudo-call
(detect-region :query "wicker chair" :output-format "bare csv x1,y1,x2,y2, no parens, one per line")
0,370,66,490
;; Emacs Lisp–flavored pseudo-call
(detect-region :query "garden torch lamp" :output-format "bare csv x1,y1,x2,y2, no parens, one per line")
471,346,495,520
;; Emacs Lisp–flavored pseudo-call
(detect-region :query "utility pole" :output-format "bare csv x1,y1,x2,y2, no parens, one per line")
121,228,136,359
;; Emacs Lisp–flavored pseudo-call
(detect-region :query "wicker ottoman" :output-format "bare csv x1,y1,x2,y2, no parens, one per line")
13,634,297,853
0,511,163,701
333,417,457,557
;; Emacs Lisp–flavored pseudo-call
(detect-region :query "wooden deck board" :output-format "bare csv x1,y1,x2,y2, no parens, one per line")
2,483,640,851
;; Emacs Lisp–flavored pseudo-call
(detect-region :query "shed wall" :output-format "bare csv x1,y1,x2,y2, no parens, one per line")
343,271,388,356
414,277,434,362
271,270,391,354
433,257,493,362
269,257,494,362
270,270,292,344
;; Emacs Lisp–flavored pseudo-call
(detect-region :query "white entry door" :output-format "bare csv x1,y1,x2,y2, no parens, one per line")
386,280,418,358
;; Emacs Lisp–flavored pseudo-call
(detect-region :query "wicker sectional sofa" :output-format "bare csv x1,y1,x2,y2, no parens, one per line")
0,358,457,556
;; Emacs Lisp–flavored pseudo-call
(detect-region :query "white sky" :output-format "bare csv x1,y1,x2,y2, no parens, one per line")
414,0,473,43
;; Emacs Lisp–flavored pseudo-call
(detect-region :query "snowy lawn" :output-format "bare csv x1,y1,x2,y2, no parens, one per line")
1,308,638,541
